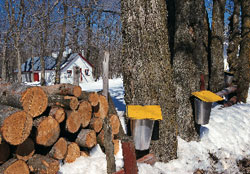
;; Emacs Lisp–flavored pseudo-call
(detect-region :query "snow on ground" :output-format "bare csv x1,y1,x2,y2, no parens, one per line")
58,78,250,174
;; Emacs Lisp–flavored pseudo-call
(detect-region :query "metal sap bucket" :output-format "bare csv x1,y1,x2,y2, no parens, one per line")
130,119,155,150
224,72,234,86
194,98,212,125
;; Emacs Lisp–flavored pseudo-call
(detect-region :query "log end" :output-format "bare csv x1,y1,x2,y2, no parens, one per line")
88,92,99,107
16,138,35,161
78,101,92,128
64,142,80,163
73,86,82,98
0,142,10,164
4,160,30,174
49,137,68,160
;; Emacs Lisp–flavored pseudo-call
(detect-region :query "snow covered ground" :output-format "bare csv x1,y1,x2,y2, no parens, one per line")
58,78,250,174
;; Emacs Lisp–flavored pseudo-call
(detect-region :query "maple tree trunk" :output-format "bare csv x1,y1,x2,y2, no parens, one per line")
235,0,250,103
209,0,226,92
121,0,178,162
27,154,60,174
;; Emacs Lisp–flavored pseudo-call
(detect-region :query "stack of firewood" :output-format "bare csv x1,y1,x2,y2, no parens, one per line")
0,83,121,174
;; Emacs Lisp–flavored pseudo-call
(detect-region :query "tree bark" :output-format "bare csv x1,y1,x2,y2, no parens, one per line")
121,0,178,162
1,33,9,81
209,0,226,92
227,0,241,74
173,0,208,141
235,0,250,102
55,1,68,84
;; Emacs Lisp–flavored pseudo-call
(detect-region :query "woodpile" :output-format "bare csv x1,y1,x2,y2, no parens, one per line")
0,83,121,174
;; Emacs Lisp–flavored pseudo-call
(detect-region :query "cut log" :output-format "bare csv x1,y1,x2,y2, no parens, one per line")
49,106,65,123
66,111,81,133
0,83,31,109
64,96,79,111
113,139,119,155
48,95,77,110
16,138,35,161
94,95,109,119
0,141,10,164
75,129,97,148
49,137,67,160
78,101,92,128
109,114,120,135
64,142,80,163
1,110,33,145
0,159,30,174
88,92,99,106
36,116,60,146
90,117,103,133
27,154,59,174
41,83,82,97
21,87,48,117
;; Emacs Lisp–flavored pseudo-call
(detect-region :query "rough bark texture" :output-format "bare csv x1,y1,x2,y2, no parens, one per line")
227,0,241,74
173,0,208,141
28,154,60,174
121,0,178,162
209,0,226,92
235,0,250,102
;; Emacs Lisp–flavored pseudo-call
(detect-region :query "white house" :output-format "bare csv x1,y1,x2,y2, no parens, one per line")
21,53,94,84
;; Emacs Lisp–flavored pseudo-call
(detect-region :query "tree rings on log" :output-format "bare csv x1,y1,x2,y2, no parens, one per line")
64,142,80,163
21,87,48,117
49,106,65,123
66,111,81,133
0,142,10,164
49,137,67,160
109,114,120,135
88,92,99,106
1,111,33,145
78,101,92,128
94,95,109,119
1,159,30,174
75,129,97,148
16,138,35,161
27,154,59,174
36,116,60,146
64,96,79,111
90,117,103,133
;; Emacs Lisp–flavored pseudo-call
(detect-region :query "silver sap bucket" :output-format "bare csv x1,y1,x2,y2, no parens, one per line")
194,98,212,125
224,73,234,86
130,119,155,150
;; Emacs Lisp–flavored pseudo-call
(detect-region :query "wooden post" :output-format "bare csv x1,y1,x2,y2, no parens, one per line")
73,66,80,86
102,51,116,174
102,51,109,98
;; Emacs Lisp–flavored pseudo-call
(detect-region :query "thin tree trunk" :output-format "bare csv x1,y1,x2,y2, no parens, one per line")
55,1,68,84
16,42,22,83
227,0,241,75
173,0,208,141
235,0,250,102
209,0,226,92
121,0,178,162
1,33,9,82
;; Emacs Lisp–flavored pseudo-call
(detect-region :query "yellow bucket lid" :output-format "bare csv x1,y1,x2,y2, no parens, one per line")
127,105,162,120
192,90,224,102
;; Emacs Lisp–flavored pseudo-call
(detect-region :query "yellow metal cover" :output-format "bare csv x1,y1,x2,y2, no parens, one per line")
127,105,162,120
192,90,224,102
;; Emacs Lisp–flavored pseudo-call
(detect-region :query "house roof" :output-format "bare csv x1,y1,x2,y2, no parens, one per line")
21,53,93,72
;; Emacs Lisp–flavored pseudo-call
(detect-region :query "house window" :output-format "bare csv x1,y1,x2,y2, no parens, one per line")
67,70,72,78
85,69,90,76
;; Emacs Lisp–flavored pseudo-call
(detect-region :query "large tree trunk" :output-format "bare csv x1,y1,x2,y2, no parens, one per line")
235,0,250,102
173,0,208,141
209,0,226,92
121,0,178,162
227,0,241,75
